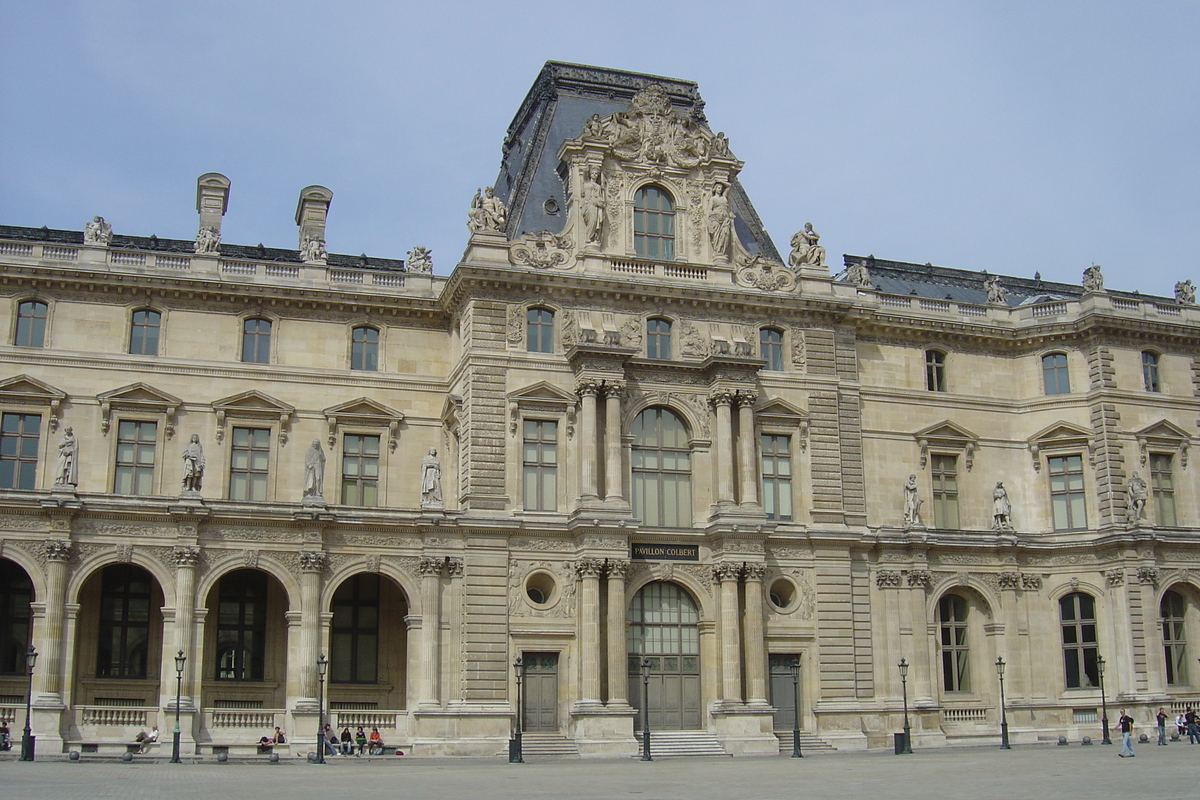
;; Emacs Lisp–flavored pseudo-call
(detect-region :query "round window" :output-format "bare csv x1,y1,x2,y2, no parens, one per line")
524,571,557,608
769,577,797,611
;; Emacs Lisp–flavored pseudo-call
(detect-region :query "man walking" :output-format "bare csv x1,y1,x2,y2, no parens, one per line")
1118,710,1135,757
1156,707,1168,745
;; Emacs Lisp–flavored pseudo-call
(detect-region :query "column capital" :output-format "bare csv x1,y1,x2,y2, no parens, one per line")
576,378,602,398
712,561,742,582
298,550,327,573
445,557,464,577
708,387,736,409
172,545,201,568
576,557,606,578
44,539,72,562
742,562,767,582
605,559,631,579
600,379,626,398
733,388,760,407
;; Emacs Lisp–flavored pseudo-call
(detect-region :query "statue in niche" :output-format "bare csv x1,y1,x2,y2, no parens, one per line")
407,246,433,273
420,448,443,508
194,225,220,255
303,440,325,503
1127,472,1148,522
580,166,605,246
844,260,873,288
467,186,507,234
1175,279,1196,305
54,427,78,487
789,223,825,268
1082,263,1104,292
181,434,205,493
84,216,112,245
707,182,733,259
300,235,327,263
992,481,1013,531
985,275,1008,305
903,473,923,528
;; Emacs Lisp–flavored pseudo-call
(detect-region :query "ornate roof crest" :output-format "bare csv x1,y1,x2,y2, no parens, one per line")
734,253,796,293
577,83,728,170
509,231,576,270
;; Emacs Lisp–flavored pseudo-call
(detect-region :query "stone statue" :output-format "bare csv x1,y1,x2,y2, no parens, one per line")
1175,279,1196,305
903,473,923,528
789,223,825,268
83,215,112,245
1082,264,1104,293
467,186,506,233
181,434,205,493
582,113,605,139
407,246,433,273
1127,472,1148,522
711,131,731,157
303,440,325,502
54,427,78,487
844,260,872,288
300,235,327,263
992,481,1012,531
985,275,1008,305
194,225,220,255
420,448,443,507
580,166,605,246
707,182,732,259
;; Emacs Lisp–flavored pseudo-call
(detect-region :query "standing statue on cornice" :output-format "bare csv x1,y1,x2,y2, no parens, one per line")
467,186,507,234
581,166,605,246
1127,472,1148,523
707,182,733,260
985,275,1008,305
789,223,825,268
303,439,325,502
84,215,113,245
992,481,1013,531
1175,279,1196,305
903,473,924,528
1082,263,1104,293
54,427,78,487
181,434,205,494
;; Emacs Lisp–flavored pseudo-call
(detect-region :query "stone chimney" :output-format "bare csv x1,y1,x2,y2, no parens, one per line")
194,173,230,254
295,185,333,252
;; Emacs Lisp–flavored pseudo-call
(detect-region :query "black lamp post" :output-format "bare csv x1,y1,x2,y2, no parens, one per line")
790,656,803,758
996,656,1010,750
898,658,912,755
316,654,328,764
1097,655,1111,745
19,646,37,761
171,650,186,763
509,656,524,763
640,657,652,761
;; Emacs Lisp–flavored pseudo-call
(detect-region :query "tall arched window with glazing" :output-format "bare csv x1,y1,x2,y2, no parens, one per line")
1161,590,1188,685
938,594,970,692
633,185,675,260
631,407,691,527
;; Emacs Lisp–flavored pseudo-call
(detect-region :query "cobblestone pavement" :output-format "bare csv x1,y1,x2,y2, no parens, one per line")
3,744,1198,800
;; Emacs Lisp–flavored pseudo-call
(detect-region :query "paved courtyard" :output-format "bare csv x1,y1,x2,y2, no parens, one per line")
3,743,1198,800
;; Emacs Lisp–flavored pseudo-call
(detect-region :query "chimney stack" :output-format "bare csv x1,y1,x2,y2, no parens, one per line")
295,185,333,260
194,173,230,254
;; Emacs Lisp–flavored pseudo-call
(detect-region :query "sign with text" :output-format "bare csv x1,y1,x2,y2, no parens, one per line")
631,543,700,562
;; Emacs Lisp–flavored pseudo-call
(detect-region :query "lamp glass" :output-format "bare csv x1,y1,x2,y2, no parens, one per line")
996,657,1005,676
26,647,37,670
898,658,908,678
1096,655,1105,676
175,650,187,673
317,654,328,677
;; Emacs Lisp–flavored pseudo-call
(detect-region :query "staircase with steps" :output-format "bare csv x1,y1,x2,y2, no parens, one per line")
775,731,838,755
633,729,730,757
519,733,580,758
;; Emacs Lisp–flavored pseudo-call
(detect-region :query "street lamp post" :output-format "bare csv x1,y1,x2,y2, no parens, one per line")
898,658,912,755
790,656,803,758
996,657,1010,750
509,656,524,763
171,650,186,763
19,646,37,761
640,657,652,762
1097,655,1111,745
316,654,328,764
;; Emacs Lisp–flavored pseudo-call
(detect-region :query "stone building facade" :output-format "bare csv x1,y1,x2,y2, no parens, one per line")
0,62,1197,757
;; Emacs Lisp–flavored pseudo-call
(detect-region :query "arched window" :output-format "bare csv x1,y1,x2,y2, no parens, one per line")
925,350,946,392
351,326,379,371
760,328,784,371
0,559,33,675
1042,352,1070,395
14,300,47,347
627,581,701,730
938,594,970,692
129,309,161,355
241,318,271,364
1141,351,1161,393
1059,592,1098,689
647,318,671,360
634,185,675,260
96,564,153,678
632,408,691,527
1161,590,1187,685
526,307,553,353
215,569,267,681
331,574,379,683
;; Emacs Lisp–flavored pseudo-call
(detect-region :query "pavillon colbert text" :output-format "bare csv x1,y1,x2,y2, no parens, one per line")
631,543,700,561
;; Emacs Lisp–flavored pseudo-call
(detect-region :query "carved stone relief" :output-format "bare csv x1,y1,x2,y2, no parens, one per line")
509,231,576,270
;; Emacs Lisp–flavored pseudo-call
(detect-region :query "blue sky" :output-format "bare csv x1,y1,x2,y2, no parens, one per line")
2,1,1197,295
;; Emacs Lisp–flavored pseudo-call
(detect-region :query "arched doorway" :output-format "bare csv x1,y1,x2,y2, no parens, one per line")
327,573,409,711
73,564,165,707
627,581,701,730
202,568,289,709
0,559,34,704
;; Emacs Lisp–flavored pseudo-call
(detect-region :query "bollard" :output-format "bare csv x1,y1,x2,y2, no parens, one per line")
69,750,80,761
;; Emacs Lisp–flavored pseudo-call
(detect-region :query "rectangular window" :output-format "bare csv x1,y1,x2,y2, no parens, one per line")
925,351,946,392
526,308,553,353
930,454,960,529
341,434,380,507
1060,593,1099,689
1048,455,1086,530
229,427,270,501
1150,453,1177,527
1161,591,1187,686
1142,351,1161,393
647,319,671,360
241,318,271,363
0,413,40,490
113,420,157,496
760,434,792,521
128,309,161,355
760,329,784,371
14,301,47,348
350,327,379,371
96,565,151,678
522,419,558,511
1042,353,1070,395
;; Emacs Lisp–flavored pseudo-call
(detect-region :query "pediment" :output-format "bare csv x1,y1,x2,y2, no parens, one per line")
1027,421,1094,471
97,383,182,437
915,421,980,470
508,382,577,405
508,381,577,438
755,397,808,422
0,374,66,430
211,390,295,445
323,397,404,451
1135,419,1192,469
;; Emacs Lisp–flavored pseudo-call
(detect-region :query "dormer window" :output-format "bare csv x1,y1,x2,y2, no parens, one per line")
634,186,674,260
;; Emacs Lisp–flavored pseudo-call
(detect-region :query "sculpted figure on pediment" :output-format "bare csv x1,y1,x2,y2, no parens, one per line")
788,223,825,268
1175,279,1196,305
406,245,433,273
586,84,715,169
467,186,507,234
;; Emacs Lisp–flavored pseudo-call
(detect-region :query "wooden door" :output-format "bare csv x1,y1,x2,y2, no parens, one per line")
522,652,559,732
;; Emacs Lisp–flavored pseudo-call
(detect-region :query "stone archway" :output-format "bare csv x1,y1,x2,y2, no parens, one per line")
627,581,701,730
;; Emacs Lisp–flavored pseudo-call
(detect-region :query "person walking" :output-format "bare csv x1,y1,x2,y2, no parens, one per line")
1118,710,1135,757
1156,707,1168,745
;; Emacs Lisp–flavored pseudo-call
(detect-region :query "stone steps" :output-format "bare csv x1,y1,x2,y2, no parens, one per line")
775,731,838,755
634,730,729,757
517,733,580,758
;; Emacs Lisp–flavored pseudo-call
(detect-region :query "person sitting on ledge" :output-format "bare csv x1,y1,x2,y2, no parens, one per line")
368,726,384,755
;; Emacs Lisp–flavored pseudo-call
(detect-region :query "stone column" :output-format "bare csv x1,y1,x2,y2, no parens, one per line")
602,381,625,502
576,558,605,705
297,550,326,708
418,557,444,705
577,380,600,501
172,545,201,706
714,562,743,704
735,391,759,507
605,560,631,706
742,563,768,705
36,540,72,701
403,614,422,711
709,390,736,506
